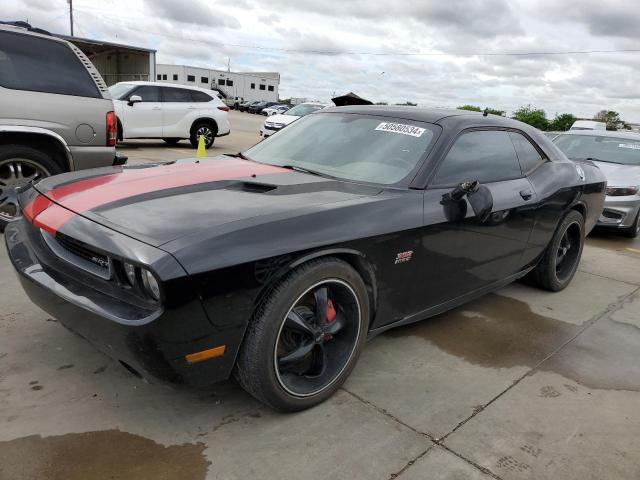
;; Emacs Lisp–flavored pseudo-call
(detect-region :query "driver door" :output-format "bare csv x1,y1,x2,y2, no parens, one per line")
121,85,163,138
418,129,537,309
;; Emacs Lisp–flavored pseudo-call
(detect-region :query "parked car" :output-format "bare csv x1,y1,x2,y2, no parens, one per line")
239,101,260,112
0,22,122,230
263,104,290,116
260,102,327,138
109,81,230,149
6,107,605,411
570,120,607,131
248,101,278,114
554,130,640,237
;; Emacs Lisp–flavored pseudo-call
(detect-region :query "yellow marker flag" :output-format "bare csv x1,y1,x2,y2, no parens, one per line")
196,134,206,157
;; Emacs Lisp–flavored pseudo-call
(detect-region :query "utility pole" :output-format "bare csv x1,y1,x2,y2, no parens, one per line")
68,0,74,36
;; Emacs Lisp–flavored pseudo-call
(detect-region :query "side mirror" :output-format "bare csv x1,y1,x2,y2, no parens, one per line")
128,95,142,106
467,185,493,223
442,181,493,223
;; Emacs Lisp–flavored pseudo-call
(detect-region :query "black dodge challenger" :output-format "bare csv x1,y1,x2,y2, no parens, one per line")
5,107,605,411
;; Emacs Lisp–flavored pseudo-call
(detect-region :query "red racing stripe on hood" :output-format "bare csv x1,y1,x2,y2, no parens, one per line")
25,159,288,234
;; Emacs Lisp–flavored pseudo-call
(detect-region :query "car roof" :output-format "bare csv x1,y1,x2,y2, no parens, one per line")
556,130,640,140
320,105,481,123
0,23,68,44
115,81,214,93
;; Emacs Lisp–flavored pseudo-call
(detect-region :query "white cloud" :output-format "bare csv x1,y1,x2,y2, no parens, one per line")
5,0,640,120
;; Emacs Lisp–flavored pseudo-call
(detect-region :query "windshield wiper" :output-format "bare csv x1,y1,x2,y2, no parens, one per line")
280,165,333,178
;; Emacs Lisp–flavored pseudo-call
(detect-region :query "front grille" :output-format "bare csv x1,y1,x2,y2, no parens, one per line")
264,125,282,131
41,230,111,280
57,234,110,270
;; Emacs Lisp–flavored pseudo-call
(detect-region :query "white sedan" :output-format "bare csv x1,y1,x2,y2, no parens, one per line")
262,104,291,116
260,103,327,138
109,81,230,148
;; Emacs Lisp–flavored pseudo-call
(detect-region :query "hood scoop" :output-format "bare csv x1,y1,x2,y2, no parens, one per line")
224,181,277,194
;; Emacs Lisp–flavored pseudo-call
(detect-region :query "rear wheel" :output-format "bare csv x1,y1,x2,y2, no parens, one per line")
528,210,585,291
162,138,181,145
235,258,369,411
189,122,217,149
623,211,640,238
0,145,61,231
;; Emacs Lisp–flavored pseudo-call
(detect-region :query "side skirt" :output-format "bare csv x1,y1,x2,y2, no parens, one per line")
367,267,534,339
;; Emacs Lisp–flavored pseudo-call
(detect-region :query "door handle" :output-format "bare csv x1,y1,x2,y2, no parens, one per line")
519,189,533,201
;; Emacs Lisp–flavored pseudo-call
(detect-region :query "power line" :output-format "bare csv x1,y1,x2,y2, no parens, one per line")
72,8,640,58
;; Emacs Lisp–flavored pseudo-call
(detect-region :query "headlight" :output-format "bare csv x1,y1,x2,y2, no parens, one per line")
606,186,639,196
141,269,160,300
123,262,136,285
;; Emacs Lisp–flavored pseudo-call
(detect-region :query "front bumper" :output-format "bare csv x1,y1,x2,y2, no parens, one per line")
597,195,640,229
4,217,242,387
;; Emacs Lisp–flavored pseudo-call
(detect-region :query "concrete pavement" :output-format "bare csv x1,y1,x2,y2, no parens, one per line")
1,112,639,479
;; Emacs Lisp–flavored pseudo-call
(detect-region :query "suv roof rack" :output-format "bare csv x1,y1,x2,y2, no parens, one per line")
0,20,52,36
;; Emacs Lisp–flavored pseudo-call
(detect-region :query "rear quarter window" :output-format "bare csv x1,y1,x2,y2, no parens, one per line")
191,90,213,102
0,30,100,98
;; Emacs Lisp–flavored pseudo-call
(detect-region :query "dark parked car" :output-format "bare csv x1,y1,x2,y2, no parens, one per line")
239,100,259,112
5,107,605,411
248,101,277,114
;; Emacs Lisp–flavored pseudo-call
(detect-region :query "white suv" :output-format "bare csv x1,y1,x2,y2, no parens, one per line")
109,81,231,148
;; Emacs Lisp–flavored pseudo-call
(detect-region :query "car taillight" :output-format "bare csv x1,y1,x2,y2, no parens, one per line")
218,105,230,112
106,111,117,146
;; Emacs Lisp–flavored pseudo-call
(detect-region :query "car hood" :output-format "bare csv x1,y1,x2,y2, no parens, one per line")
589,160,640,187
30,157,382,248
266,114,300,125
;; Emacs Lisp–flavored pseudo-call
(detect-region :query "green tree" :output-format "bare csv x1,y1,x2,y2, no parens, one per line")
457,105,505,116
457,105,482,112
550,113,577,131
512,105,549,130
395,101,417,106
593,110,622,130
374,101,388,105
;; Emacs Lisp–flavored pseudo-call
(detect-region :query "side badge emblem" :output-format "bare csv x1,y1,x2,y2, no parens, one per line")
575,165,586,181
395,250,413,264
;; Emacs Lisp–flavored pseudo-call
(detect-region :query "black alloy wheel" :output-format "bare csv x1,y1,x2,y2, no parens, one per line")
235,258,369,411
274,280,361,397
528,209,585,291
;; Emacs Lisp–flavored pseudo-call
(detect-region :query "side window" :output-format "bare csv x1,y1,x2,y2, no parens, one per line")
226,79,233,86
162,74,167,80
218,78,225,86
0,31,100,98
432,130,522,186
250,83,256,89
190,90,212,102
259,84,266,90
130,86,160,102
268,85,274,91
509,132,546,173
187,75,195,82
173,74,178,81
201,76,208,84
156,74,161,80
162,87,193,102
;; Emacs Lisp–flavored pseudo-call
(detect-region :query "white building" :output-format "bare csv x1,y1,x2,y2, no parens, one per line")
156,64,280,102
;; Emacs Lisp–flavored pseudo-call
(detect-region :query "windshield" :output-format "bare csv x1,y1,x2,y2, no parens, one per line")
108,83,136,100
284,104,325,117
244,113,437,185
554,134,640,166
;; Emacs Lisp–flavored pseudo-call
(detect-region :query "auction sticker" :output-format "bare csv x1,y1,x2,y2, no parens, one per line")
375,122,425,137
618,143,640,150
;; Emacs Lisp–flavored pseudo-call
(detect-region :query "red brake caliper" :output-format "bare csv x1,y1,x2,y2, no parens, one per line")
326,299,337,322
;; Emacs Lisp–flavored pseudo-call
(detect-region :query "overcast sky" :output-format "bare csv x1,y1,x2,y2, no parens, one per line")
7,0,640,120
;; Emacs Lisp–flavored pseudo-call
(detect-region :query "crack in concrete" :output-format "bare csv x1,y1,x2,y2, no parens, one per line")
343,285,639,480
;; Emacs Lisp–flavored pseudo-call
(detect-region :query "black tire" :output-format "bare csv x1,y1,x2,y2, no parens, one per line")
189,122,217,149
623,211,640,238
0,145,61,231
235,258,370,412
528,210,585,291
163,138,181,145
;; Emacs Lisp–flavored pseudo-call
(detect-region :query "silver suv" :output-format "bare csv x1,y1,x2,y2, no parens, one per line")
0,22,124,229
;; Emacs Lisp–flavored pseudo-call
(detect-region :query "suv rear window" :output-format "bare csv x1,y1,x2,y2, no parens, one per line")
191,90,213,102
0,30,100,98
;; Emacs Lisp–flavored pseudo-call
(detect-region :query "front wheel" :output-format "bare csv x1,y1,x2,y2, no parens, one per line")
189,122,217,149
235,258,369,411
528,210,585,291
